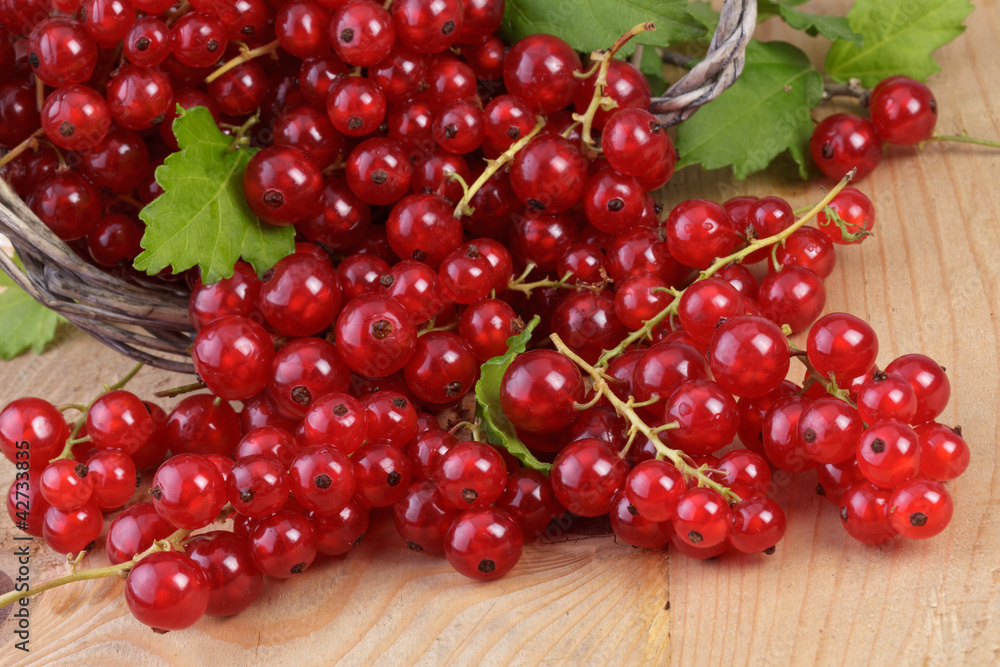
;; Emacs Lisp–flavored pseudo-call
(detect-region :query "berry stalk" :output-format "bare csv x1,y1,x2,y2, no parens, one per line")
595,169,857,367
0,128,45,171
205,39,281,85
575,22,657,151
52,362,144,462
452,116,545,218
0,527,190,610
550,333,740,503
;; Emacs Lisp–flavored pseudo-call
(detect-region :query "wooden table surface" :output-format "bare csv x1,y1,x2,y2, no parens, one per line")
2,1,999,664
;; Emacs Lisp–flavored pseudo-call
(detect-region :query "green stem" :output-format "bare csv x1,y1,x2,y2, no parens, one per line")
0,528,190,610
595,170,857,367
575,22,656,151
926,134,1000,149
153,380,206,399
453,117,545,218
791,349,856,407
227,112,261,152
0,128,44,171
52,363,144,462
205,39,281,84
551,334,741,503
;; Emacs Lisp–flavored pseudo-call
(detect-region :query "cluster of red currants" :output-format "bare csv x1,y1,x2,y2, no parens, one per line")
810,76,939,181
0,0,973,636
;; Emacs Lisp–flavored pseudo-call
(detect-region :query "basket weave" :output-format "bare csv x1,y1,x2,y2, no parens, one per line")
0,0,756,374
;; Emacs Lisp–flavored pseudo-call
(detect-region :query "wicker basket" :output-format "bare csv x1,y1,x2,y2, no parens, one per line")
0,0,756,374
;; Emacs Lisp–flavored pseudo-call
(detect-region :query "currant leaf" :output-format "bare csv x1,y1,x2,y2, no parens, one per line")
134,106,295,285
776,4,862,47
675,40,823,179
0,256,66,360
500,0,705,57
474,315,552,474
639,47,668,97
825,0,973,86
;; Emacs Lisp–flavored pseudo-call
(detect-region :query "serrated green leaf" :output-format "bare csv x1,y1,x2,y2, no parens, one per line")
474,315,551,473
676,40,824,179
501,0,705,57
0,258,66,360
778,4,862,46
825,0,973,86
134,106,295,284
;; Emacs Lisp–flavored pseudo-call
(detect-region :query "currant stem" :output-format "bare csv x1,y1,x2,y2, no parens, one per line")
205,39,281,84
0,528,190,611
453,116,545,218
595,170,857,367
0,128,45,171
228,112,262,152
551,334,741,503
417,317,458,336
165,1,192,28
35,78,44,113
52,362,144,462
926,134,1000,150
449,419,484,442
791,347,857,407
822,79,870,105
153,379,207,399
576,22,656,151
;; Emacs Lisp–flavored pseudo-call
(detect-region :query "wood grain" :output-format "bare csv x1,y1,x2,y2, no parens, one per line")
2,1,999,664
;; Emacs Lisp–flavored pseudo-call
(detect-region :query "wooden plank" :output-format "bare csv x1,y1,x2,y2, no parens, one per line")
1,0,999,663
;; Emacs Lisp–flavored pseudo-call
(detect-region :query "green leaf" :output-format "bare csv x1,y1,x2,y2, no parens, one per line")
825,0,973,86
501,0,705,57
686,1,720,32
0,258,66,360
778,4,862,46
676,40,824,179
474,315,551,473
134,106,295,284
639,46,668,96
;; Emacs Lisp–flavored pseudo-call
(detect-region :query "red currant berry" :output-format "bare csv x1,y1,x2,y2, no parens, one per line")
503,33,581,114
495,468,564,538
673,488,732,549
41,84,112,151
43,501,103,553
106,502,175,565
28,17,98,86
150,454,227,529
249,510,318,577
510,136,588,214
914,422,969,481
664,199,736,269
709,316,790,398
331,0,396,67
550,438,628,517
869,77,937,145
758,265,826,334
185,530,264,617
311,498,370,555
352,441,412,506
815,187,875,245
193,316,275,401
856,421,920,488
444,507,523,579
125,551,210,631
884,354,951,425
810,113,883,180
500,350,585,434
839,481,896,544
887,478,952,539
729,497,786,554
